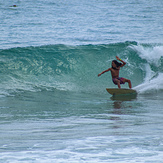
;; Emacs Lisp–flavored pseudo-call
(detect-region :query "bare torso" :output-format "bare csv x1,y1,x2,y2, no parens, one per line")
110,67,120,79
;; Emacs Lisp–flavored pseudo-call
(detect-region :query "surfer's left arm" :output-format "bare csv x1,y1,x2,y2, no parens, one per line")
116,56,126,67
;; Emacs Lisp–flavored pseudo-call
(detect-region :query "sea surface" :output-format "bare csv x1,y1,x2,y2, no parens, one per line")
0,0,163,162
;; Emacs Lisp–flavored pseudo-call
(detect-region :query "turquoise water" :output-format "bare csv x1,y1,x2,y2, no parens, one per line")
1,0,163,48
1,0,163,162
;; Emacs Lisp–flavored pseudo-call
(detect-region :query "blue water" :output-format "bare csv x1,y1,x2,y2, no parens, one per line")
0,0,163,162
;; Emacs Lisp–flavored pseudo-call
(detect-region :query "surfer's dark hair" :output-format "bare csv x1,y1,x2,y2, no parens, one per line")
112,60,122,69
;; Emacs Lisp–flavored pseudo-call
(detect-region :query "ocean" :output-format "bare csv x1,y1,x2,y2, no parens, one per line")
0,0,163,162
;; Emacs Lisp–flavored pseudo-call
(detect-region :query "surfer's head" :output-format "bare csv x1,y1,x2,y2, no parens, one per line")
112,60,122,69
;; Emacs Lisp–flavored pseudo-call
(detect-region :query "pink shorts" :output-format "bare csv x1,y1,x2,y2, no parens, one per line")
112,77,125,85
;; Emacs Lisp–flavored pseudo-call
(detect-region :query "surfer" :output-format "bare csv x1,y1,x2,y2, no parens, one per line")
10,5,17,7
98,56,132,89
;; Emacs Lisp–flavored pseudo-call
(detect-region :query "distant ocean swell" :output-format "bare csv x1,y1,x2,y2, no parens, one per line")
0,41,163,97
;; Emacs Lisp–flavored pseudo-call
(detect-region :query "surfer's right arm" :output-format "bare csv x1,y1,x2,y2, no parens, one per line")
98,68,111,77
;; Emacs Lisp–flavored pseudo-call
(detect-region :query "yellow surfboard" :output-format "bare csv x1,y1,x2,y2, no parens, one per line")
106,88,137,96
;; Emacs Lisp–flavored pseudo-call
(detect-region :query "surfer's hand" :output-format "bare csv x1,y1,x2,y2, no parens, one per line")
98,73,101,77
116,56,120,60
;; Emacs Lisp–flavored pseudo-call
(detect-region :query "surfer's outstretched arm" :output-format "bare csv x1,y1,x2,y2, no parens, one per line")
98,68,111,77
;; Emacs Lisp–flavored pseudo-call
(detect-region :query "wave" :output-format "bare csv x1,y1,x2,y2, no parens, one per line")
0,41,163,96
130,44,163,94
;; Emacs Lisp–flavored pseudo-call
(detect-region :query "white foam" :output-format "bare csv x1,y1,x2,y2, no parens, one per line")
134,73,163,93
131,44,163,66
131,44,163,94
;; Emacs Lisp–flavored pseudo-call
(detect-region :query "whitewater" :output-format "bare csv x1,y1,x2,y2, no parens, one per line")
0,0,163,162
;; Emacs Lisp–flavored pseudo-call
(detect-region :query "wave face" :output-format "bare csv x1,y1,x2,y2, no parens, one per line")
0,42,163,96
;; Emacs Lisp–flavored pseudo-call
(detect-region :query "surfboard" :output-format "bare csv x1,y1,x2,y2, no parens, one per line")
106,88,137,96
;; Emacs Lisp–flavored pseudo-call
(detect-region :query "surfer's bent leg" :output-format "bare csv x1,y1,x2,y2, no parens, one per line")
123,78,132,89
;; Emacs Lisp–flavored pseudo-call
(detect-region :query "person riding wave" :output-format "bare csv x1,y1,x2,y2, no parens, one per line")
98,56,132,89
